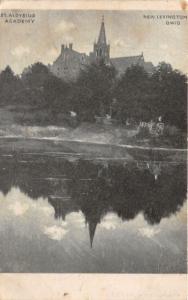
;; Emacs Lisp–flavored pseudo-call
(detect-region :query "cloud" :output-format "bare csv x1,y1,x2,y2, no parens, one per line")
11,45,30,58
113,38,126,49
100,221,116,230
55,20,76,34
0,187,53,220
48,47,59,59
38,205,54,217
159,44,168,50
100,213,120,230
139,227,160,239
43,225,68,241
53,20,77,44
8,201,29,216
65,211,85,228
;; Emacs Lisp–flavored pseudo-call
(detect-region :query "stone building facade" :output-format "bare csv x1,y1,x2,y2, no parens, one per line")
50,17,154,81
49,43,89,81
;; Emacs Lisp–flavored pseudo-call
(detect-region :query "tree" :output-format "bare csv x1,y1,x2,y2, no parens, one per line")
43,74,70,116
0,66,22,105
113,64,151,123
71,62,116,122
113,62,187,131
21,62,51,88
0,66,15,83
151,62,187,130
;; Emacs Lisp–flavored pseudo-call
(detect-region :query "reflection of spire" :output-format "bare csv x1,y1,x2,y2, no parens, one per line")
88,219,98,248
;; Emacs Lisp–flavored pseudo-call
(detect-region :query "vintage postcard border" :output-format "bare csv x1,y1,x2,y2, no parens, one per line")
0,0,187,299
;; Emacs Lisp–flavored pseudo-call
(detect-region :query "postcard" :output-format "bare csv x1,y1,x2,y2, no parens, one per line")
0,1,187,299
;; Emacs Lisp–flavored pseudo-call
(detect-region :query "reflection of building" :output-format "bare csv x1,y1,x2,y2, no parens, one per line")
0,157,186,247
48,196,79,219
50,16,154,81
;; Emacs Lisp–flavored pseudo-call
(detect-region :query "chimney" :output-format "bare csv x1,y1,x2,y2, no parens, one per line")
69,43,73,50
61,44,64,53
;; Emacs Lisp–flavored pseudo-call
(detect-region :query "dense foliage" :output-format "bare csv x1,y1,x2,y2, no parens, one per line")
70,62,116,122
0,61,187,130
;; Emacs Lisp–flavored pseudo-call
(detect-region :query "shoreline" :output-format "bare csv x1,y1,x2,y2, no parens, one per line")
0,135,187,152
0,136,186,162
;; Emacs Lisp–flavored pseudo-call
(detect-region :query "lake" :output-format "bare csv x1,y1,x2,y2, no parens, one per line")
0,152,186,273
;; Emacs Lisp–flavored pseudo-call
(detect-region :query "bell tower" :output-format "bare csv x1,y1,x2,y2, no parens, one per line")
93,16,110,64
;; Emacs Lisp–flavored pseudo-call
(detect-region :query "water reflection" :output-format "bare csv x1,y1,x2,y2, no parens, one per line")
0,156,186,248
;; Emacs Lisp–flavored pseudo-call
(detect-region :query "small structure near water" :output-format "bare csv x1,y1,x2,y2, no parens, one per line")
139,120,164,136
95,114,118,126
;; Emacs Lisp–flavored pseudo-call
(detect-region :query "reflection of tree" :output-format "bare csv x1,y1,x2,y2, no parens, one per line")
0,157,186,247
143,165,187,224
0,160,15,195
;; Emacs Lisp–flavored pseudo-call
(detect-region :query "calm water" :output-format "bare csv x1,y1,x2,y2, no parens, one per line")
0,153,186,273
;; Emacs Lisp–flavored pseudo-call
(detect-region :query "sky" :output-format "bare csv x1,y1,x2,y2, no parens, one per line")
0,10,187,74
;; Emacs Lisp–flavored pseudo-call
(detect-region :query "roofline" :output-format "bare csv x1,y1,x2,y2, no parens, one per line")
111,54,143,60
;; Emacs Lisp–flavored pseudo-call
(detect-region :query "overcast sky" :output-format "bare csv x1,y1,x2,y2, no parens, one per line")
0,10,187,74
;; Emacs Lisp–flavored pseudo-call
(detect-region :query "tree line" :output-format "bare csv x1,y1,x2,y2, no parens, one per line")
0,61,187,130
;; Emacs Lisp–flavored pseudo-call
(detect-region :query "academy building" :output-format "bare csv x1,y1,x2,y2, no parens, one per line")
49,16,154,81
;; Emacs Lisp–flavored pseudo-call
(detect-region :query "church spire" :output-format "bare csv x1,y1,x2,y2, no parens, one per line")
97,15,107,45
92,15,110,64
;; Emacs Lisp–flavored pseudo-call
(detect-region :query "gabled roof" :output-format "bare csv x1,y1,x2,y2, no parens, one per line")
54,47,86,64
111,55,142,69
111,55,154,74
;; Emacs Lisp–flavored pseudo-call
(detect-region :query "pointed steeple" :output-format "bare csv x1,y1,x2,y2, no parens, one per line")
97,15,107,45
92,15,110,64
